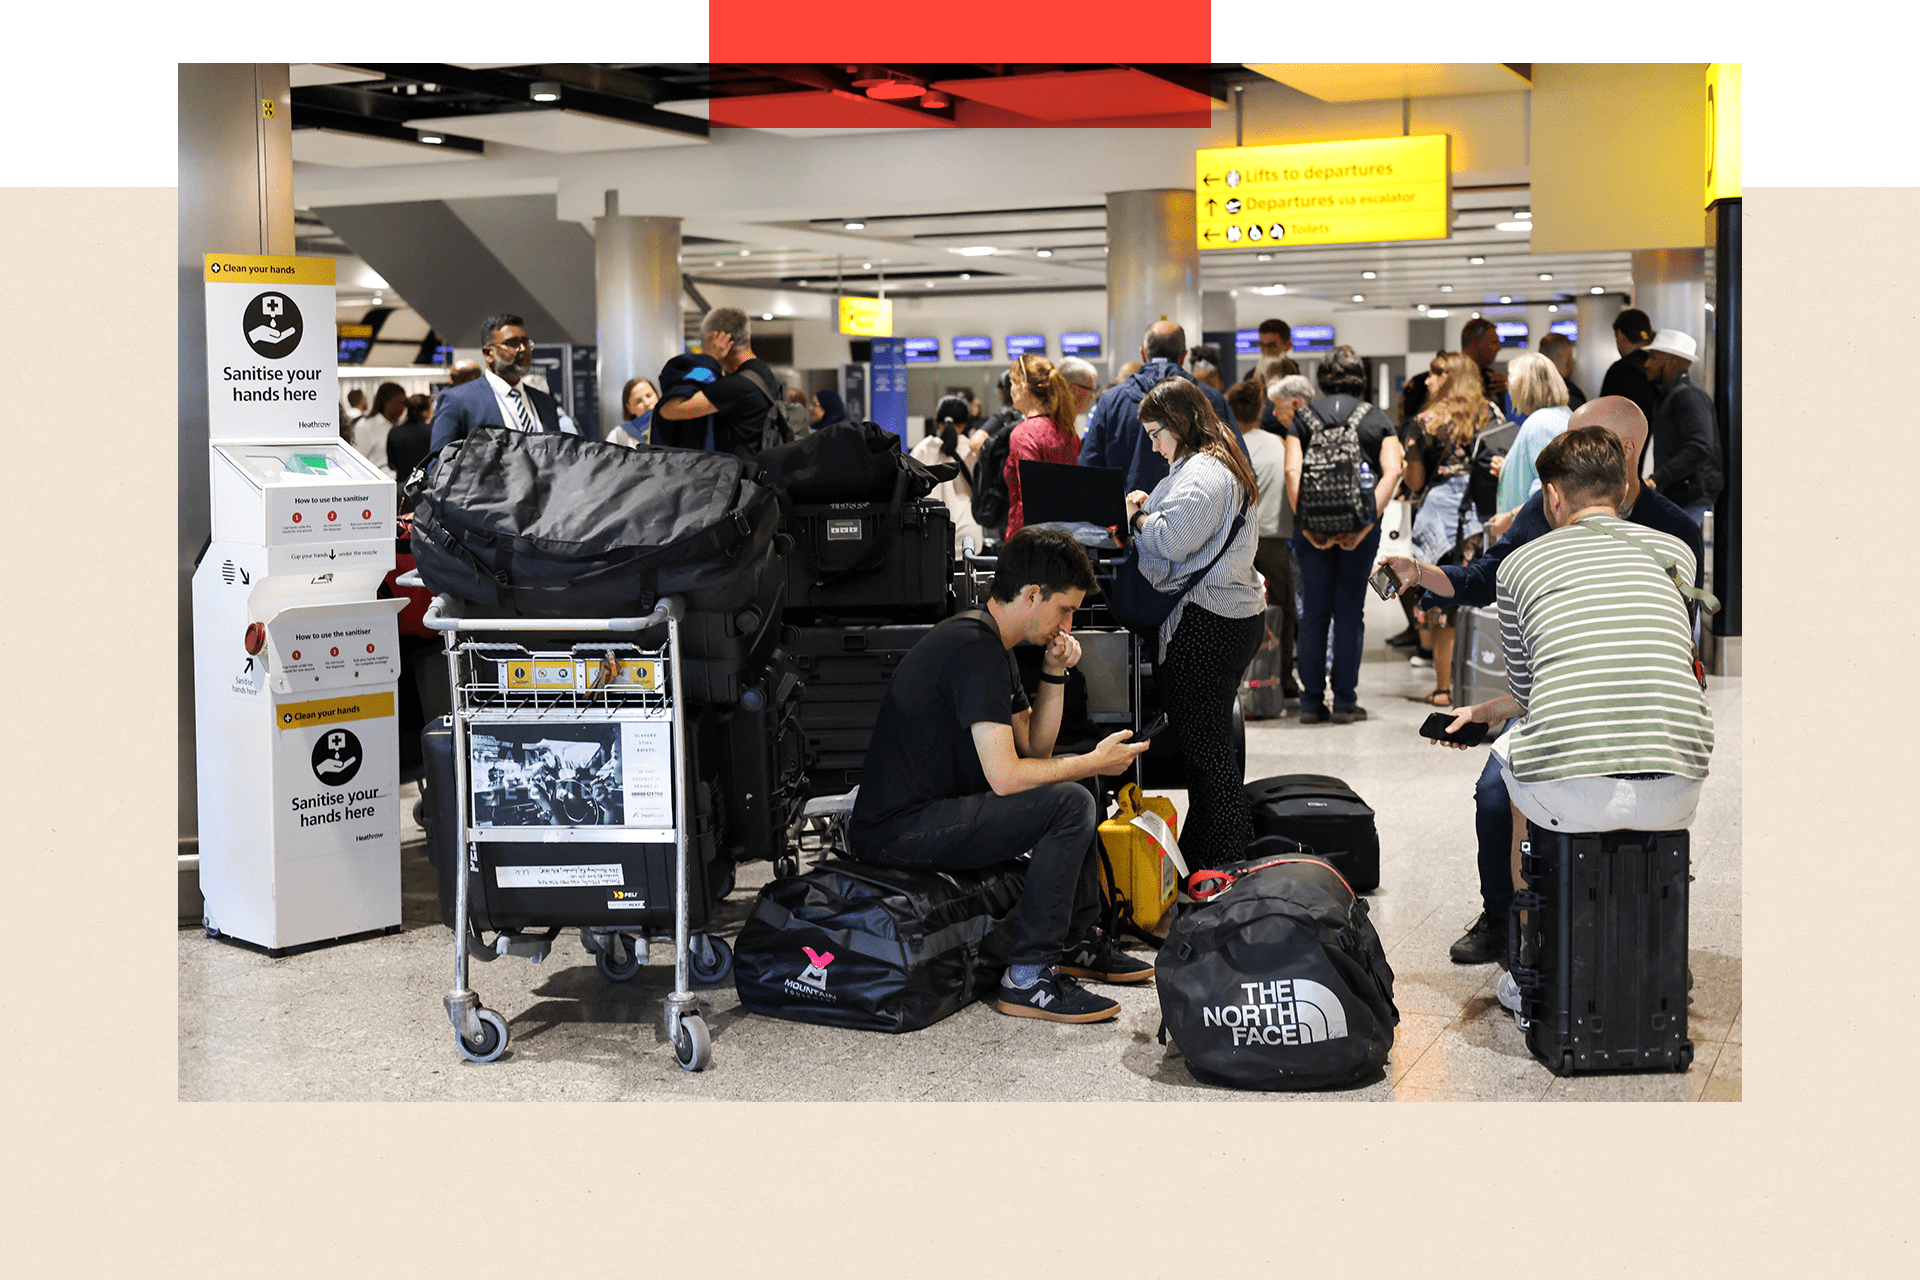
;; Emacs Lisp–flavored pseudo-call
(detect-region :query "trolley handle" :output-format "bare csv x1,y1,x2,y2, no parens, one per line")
421,594,681,633
395,569,425,589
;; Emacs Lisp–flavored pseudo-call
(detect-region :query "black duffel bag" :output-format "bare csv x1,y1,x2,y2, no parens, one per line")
733,859,1024,1033
1157,840,1398,1090
755,419,956,504
408,427,777,618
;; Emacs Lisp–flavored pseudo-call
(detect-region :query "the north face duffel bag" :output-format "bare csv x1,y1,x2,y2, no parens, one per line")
409,427,778,618
1157,840,1398,1090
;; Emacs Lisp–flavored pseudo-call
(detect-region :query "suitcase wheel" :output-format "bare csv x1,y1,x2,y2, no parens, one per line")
596,933,644,982
457,1008,509,1064
689,934,734,986
674,1015,711,1072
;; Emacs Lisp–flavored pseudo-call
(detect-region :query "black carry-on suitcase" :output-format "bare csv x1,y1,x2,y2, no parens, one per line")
1509,827,1693,1076
1450,603,1507,708
783,498,954,622
1242,774,1381,893
790,623,937,796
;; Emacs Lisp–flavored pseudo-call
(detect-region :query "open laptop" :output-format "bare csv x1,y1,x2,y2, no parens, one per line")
1018,460,1129,531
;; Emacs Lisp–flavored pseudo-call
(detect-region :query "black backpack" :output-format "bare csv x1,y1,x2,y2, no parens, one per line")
737,365,795,455
1157,840,1398,1090
407,426,777,618
969,422,1015,539
1294,398,1376,535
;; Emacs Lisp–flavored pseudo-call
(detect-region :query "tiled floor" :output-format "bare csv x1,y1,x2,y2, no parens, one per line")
179,604,1741,1103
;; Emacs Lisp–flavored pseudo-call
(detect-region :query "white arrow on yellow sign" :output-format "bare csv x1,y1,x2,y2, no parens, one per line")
1196,135,1452,250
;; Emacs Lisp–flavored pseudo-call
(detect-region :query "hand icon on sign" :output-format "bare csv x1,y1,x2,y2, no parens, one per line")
248,321,297,347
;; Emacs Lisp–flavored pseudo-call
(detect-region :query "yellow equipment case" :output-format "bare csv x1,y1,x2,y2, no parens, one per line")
1097,783,1185,932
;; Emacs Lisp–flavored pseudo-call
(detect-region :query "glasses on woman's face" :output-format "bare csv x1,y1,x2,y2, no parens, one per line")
1143,422,1167,440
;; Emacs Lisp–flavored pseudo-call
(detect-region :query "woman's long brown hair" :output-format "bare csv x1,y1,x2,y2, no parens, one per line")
1421,351,1491,447
1138,378,1259,503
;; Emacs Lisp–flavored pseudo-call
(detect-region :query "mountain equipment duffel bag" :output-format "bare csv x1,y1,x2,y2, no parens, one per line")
1157,840,1398,1090
409,427,778,618
733,859,1024,1032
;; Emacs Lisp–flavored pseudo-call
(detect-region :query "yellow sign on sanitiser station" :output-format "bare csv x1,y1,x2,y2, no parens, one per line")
1195,135,1451,249
838,295,893,337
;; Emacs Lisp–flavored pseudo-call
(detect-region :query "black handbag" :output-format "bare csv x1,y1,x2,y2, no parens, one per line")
1106,498,1250,638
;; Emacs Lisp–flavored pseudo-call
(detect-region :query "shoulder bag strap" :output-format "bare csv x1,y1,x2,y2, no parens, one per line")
1578,516,1720,614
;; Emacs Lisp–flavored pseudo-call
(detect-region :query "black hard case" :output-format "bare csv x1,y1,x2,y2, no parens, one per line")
783,499,953,622
420,717,721,935
1510,828,1693,1076
1242,774,1381,892
705,644,809,864
789,623,937,796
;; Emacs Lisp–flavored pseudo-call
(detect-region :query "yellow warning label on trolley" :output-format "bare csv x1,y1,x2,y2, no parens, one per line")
502,658,658,690
601,659,658,690
277,692,395,730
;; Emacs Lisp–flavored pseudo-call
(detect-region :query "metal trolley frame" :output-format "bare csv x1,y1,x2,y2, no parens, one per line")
421,589,719,1071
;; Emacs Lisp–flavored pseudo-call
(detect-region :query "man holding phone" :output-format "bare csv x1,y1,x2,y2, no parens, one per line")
849,528,1154,1024
1422,426,1714,982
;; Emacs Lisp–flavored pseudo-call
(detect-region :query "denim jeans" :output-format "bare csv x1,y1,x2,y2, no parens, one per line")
1291,523,1382,710
1474,745,1515,920
857,782,1102,968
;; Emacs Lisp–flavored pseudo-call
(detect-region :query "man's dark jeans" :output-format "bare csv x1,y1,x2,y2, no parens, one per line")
857,782,1101,968
1474,726,1514,920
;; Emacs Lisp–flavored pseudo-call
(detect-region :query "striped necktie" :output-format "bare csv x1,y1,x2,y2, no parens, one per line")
506,384,539,433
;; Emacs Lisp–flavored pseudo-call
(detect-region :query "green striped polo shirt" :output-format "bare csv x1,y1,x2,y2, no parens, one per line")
1496,513,1713,783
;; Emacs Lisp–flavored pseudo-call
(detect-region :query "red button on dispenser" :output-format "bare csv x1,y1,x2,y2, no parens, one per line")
330,646,340,657
291,650,302,661
362,509,372,519
291,512,302,523
243,622,265,655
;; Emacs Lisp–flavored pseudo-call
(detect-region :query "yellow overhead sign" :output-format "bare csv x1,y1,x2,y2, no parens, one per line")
1195,135,1451,250
838,295,893,338
1705,64,1741,206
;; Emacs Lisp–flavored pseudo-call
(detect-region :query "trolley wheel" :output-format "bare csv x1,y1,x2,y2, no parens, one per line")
689,935,734,986
596,933,643,982
774,855,799,879
457,1009,509,1064
673,1014,711,1072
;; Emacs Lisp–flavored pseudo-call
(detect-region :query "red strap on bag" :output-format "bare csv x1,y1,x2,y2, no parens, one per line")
1187,856,1354,903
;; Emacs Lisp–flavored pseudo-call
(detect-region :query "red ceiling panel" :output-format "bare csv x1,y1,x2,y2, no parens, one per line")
705,2,1211,62
935,68,1217,122
709,90,956,129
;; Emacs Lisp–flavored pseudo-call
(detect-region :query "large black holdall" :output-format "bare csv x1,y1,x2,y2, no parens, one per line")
733,859,1024,1033
420,717,722,934
1509,827,1693,1076
409,427,779,619
1156,841,1398,1090
1242,774,1381,892
784,498,954,621
754,418,955,504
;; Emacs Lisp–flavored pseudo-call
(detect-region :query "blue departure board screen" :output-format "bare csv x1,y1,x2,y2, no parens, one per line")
1059,331,1102,356
953,336,992,362
903,338,940,363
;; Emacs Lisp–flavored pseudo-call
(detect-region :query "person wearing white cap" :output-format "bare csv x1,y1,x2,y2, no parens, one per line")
1640,328,1724,529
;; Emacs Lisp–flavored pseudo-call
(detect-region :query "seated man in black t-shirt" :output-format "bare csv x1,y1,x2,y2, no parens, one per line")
848,529,1154,1024
654,306,780,458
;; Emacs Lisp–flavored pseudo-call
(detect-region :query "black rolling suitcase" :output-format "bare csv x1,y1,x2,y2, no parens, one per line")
1242,774,1380,892
1509,828,1693,1076
790,623,936,796
733,859,1025,1033
420,717,722,934
676,538,790,706
784,498,953,622
713,645,809,865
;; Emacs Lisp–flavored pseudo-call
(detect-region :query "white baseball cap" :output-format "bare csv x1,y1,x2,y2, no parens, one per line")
1646,329,1697,361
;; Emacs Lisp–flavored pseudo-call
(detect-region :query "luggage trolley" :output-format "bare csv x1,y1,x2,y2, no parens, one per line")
421,590,725,1071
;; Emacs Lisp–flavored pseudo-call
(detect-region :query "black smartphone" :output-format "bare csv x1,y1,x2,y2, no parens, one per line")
1135,714,1170,742
1419,712,1487,746
1368,564,1401,600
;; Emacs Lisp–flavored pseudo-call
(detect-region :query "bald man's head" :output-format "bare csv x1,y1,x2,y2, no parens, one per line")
1141,321,1187,364
1568,395,1648,466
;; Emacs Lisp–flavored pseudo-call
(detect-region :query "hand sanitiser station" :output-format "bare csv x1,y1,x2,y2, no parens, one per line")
193,253,405,954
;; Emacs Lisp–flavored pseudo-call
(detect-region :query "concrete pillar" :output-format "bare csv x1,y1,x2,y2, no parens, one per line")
1631,247,1706,355
594,193,682,438
1573,292,1615,399
179,64,294,888
1106,190,1202,374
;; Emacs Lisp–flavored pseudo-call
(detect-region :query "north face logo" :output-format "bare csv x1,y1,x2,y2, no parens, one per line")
1201,978,1349,1047
795,945,835,991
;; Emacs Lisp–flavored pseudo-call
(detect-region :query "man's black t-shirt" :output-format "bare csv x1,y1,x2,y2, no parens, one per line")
848,611,1030,852
705,356,778,455
1601,349,1660,421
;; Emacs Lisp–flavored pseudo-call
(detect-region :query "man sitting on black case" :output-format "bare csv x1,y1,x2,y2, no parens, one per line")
849,528,1154,1024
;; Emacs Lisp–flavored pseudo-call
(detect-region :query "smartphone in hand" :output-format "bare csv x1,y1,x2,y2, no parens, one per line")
1368,564,1401,600
1419,711,1487,746
1135,714,1171,742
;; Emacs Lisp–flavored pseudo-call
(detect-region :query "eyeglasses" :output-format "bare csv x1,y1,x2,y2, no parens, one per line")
1142,422,1167,439
486,336,533,351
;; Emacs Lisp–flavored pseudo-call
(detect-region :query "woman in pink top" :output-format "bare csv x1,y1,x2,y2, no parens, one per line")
1001,353,1084,538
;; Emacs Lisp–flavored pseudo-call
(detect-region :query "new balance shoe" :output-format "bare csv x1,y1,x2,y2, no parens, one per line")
995,969,1120,1023
1449,911,1505,965
1057,935,1155,984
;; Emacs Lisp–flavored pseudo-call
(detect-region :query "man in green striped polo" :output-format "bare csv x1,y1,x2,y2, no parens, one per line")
1444,424,1714,838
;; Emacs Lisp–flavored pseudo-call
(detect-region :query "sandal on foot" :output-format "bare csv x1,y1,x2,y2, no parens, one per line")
1419,689,1453,707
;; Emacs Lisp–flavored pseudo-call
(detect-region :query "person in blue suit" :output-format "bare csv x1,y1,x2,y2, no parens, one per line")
428,313,577,456
1079,321,1249,494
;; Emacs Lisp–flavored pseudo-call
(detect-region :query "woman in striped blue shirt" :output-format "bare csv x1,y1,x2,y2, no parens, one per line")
1124,379,1267,869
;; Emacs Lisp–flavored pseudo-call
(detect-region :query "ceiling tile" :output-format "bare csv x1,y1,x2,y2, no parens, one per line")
292,129,482,168
1251,64,1532,103
933,68,1221,122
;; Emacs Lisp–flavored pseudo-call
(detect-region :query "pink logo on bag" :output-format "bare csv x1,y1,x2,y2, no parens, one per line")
796,946,836,992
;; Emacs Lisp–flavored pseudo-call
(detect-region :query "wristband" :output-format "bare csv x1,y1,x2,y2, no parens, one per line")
1038,671,1069,685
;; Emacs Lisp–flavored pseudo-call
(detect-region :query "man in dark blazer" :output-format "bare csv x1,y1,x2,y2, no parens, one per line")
428,313,576,455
